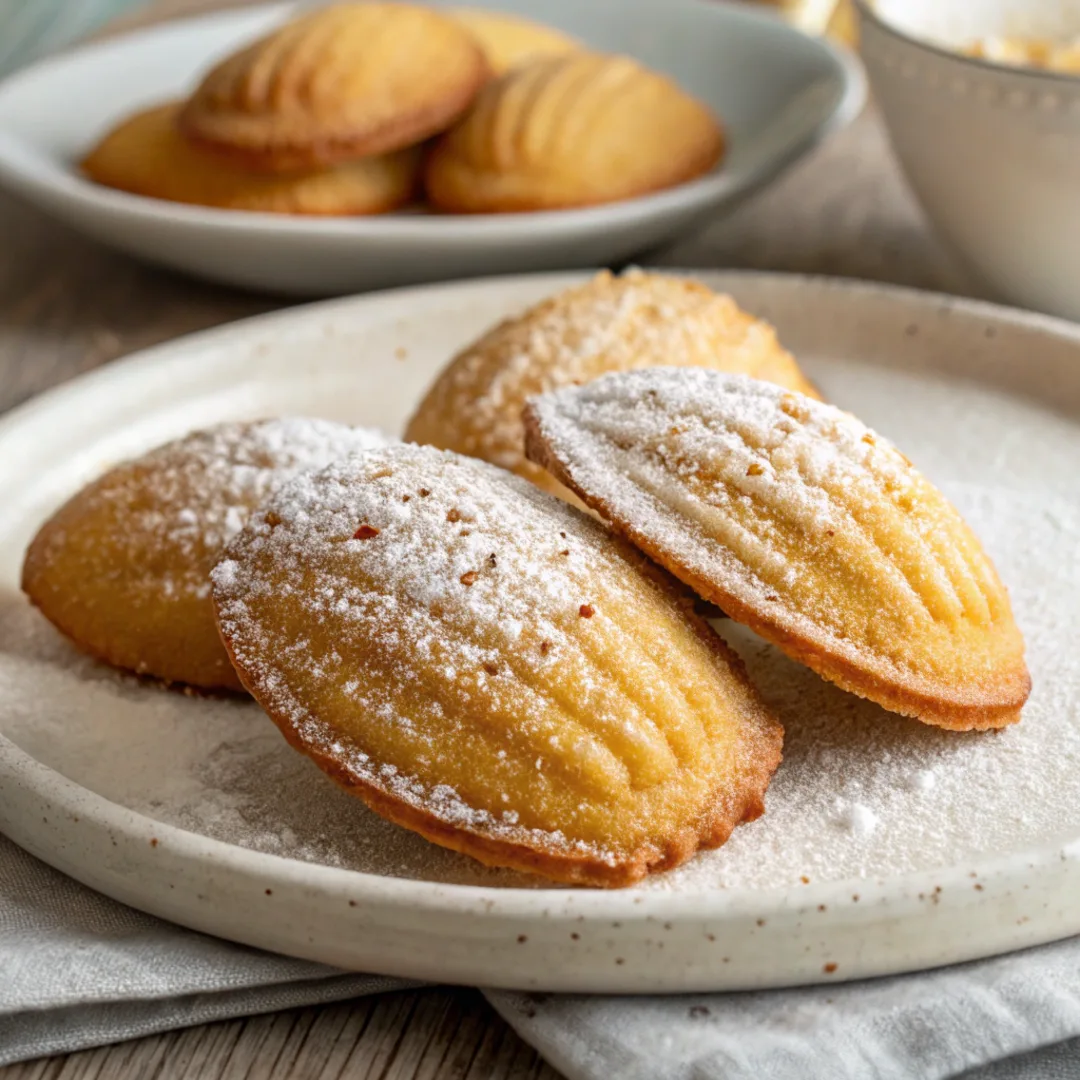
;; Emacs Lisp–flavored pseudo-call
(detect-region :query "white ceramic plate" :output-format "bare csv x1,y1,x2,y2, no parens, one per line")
0,1,864,296
2,270,1079,993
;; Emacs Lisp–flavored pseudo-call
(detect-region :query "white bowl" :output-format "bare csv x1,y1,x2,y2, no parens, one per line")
856,0,1080,321
0,0,864,297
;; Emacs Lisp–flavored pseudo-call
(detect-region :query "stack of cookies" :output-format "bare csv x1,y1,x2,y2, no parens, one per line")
82,2,724,216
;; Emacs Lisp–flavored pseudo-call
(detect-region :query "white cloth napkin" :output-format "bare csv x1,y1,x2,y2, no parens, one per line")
0,835,409,1063
4,832,1080,1077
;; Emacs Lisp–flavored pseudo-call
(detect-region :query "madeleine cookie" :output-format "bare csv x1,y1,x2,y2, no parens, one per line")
82,103,420,214
452,9,578,74
180,3,488,172
22,419,388,692
212,445,783,886
425,53,724,212
524,370,1031,731
405,270,820,500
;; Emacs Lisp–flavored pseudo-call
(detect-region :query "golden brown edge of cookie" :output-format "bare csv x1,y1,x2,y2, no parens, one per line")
20,512,248,695
78,157,419,218
214,558,782,888
78,102,423,215
423,125,724,214
20,570,247,695
522,407,1031,733
177,53,490,173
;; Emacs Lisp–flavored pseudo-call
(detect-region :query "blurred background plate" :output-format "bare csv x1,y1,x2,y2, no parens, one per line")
0,0,864,296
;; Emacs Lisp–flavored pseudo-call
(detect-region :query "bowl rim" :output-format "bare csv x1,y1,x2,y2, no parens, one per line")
0,0,867,238
853,0,1080,85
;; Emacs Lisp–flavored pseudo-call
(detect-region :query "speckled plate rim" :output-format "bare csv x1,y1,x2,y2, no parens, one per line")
1,269,1079,993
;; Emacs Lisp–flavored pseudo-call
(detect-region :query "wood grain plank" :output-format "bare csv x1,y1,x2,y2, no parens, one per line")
280,997,376,1079
0,993,560,1080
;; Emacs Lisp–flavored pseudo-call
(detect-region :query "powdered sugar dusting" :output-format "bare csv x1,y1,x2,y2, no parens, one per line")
211,443,774,868
526,368,923,609
406,269,801,477
0,482,1076,891
526,368,1022,707
37,417,390,603
0,593,543,886
155,417,390,579
646,484,1080,891
1,309,1079,895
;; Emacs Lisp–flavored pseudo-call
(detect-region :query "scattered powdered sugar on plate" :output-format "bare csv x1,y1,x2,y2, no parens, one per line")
0,593,544,888
1,479,1077,892
644,482,1080,891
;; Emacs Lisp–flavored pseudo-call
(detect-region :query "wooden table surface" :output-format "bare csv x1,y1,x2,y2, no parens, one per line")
0,3,970,1078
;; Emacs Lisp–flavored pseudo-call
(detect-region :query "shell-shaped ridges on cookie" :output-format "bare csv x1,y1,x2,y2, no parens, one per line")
181,3,487,167
425,53,723,211
452,53,707,171
404,270,820,494
547,56,647,168
523,369,1030,729
212,445,782,884
209,5,439,113
513,55,638,170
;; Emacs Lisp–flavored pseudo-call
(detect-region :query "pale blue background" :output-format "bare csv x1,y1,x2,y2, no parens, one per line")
0,0,143,78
